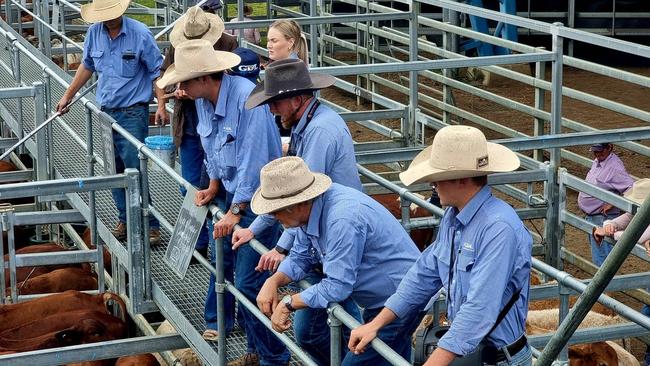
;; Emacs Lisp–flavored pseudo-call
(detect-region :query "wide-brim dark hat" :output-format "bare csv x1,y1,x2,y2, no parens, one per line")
245,59,335,110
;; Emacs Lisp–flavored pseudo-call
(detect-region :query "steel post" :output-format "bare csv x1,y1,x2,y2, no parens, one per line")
85,108,104,292
7,211,17,303
9,37,24,154
216,236,227,366
309,0,317,66
407,0,419,144
124,168,144,314
138,153,153,303
533,46,546,162
558,283,570,365
328,307,342,366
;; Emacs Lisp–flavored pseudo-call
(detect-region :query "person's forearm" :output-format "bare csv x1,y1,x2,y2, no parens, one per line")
365,307,397,330
154,80,168,107
268,271,292,288
424,347,457,366
63,64,93,100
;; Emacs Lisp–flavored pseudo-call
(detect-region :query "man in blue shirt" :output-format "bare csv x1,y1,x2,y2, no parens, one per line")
233,59,363,365
56,0,162,245
349,126,533,366
251,157,422,366
157,39,289,366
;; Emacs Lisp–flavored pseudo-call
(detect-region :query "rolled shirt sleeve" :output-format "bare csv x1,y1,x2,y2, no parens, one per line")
298,219,364,309
140,30,162,79
384,243,443,318
278,233,317,282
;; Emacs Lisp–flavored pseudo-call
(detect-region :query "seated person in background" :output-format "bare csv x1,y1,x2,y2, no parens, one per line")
592,178,650,253
226,5,261,45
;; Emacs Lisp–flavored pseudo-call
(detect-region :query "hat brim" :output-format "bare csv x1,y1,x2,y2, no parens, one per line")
245,73,336,110
169,12,225,47
80,0,130,23
156,51,241,89
399,142,520,186
250,173,332,215
624,187,647,205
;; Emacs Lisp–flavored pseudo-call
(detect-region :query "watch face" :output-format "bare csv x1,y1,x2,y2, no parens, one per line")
231,205,240,215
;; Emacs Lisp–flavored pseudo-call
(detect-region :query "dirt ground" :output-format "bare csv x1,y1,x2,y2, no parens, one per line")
324,63,650,361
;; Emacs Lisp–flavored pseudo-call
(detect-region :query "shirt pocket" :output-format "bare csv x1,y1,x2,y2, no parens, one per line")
89,50,104,70
120,51,138,78
456,252,475,304
219,134,237,180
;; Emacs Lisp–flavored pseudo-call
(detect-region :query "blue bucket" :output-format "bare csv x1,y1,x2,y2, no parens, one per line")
145,135,176,171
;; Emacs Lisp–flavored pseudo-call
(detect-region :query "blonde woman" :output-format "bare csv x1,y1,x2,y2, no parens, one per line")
266,19,308,64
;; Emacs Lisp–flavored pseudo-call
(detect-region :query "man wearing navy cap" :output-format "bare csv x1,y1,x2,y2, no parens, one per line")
230,48,261,83
577,142,633,265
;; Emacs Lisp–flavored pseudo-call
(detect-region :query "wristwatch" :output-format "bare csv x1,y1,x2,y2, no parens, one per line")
282,295,296,312
274,246,289,255
230,203,243,215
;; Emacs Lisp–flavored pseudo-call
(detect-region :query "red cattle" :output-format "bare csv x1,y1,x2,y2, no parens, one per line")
371,193,436,250
0,310,126,352
0,290,126,330
8,267,97,296
0,161,16,172
568,342,618,366
67,361,114,366
115,354,160,366
82,228,112,271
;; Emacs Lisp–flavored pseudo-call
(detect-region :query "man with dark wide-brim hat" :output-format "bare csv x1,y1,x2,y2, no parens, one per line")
56,0,163,245
350,125,534,366
157,39,290,366
253,156,422,366
232,59,363,365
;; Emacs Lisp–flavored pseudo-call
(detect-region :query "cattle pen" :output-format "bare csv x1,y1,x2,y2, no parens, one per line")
0,0,648,365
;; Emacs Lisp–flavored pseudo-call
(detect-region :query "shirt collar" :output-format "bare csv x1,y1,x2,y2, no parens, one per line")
455,185,492,226
214,74,232,118
102,16,127,37
292,98,318,136
595,152,614,168
304,193,324,238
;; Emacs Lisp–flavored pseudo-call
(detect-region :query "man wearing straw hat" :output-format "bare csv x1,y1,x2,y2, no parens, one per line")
56,0,163,245
349,125,533,366
232,58,363,365
253,157,422,366
156,39,289,366
154,5,236,274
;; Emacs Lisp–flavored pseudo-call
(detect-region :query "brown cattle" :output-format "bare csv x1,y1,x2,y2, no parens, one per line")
0,290,126,330
568,342,618,366
3,243,92,288
82,228,112,270
371,193,435,250
9,267,97,296
115,354,160,366
67,361,114,366
0,311,125,352
0,161,16,172
0,309,126,343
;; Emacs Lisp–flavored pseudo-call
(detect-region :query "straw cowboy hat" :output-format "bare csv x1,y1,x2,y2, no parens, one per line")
156,39,240,89
245,59,335,109
399,125,520,186
170,6,225,47
80,0,130,23
251,157,332,215
624,178,650,205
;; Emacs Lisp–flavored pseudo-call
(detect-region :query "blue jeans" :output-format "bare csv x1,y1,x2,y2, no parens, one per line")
204,185,290,365
342,308,424,366
179,134,209,251
107,105,159,228
292,272,362,366
585,213,619,266
486,344,532,366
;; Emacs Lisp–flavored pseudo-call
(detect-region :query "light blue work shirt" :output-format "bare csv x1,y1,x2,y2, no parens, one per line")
278,183,420,309
384,185,532,356
82,17,162,108
196,74,281,204
248,99,363,249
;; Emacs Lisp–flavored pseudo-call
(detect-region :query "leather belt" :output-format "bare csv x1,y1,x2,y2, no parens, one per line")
101,102,148,112
484,335,528,363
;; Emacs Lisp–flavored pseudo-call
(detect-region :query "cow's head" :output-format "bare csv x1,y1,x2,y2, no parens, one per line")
568,342,618,366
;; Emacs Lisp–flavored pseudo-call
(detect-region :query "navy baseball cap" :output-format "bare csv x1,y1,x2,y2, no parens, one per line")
200,0,222,12
590,143,611,152
231,48,260,83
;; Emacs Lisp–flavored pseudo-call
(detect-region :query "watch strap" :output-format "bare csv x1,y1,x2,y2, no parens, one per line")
274,245,289,255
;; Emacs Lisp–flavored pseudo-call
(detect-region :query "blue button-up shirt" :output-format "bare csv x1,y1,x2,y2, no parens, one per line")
249,99,363,249
196,74,281,204
384,186,532,356
82,17,162,108
278,183,420,309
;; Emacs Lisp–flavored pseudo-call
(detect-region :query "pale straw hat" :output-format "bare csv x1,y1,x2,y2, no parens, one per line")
156,39,240,89
251,157,332,215
624,178,650,205
169,6,225,47
399,125,520,185
80,0,130,23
